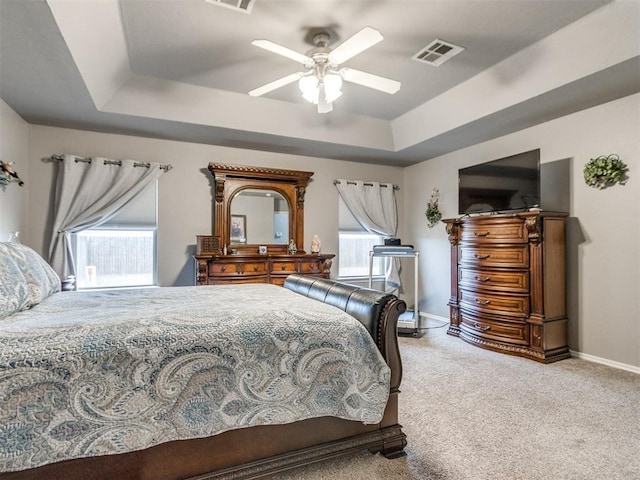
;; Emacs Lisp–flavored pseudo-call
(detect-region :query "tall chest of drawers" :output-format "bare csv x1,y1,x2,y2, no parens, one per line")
443,211,569,363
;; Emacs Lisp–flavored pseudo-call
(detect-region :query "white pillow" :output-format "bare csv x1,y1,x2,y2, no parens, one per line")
0,242,61,319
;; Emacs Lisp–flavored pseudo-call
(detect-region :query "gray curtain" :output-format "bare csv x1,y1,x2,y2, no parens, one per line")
48,154,167,278
335,180,401,293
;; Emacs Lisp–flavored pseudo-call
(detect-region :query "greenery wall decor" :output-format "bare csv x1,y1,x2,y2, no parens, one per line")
0,160,25,187
425,188,442,228
583,154,629,189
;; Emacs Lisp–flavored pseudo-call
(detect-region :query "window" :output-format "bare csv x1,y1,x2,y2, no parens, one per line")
337,197,385,278
74,229,156,289
338,232,385,277
73,182,158,290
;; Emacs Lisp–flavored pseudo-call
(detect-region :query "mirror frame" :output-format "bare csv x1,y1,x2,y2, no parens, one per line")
208,163,313,255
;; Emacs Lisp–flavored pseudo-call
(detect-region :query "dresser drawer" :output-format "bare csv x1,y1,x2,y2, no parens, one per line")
243,261,268,275
300,260,322,274
208,260,267,276
271,261,298,274
460,220,527,244
460,310,529,345
208,261,241,276
459,267,529,293
460,287,529,319
459,245,528,268
208,277,268,285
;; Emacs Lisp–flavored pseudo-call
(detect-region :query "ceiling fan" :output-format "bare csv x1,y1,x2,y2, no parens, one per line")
248,27,401,113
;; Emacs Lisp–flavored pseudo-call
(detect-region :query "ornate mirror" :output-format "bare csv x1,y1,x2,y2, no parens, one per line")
208,164,313,255
230,189,289,245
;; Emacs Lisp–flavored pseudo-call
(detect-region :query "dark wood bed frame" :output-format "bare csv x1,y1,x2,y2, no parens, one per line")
2,275,407,480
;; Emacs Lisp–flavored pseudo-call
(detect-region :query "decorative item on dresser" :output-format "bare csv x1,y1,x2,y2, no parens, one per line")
194,163,335,285
443,211,569,363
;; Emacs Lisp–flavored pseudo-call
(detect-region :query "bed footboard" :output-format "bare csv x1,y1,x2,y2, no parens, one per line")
284,274,406,393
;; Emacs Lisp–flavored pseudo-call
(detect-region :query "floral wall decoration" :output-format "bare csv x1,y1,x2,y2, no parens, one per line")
0,160,25,187
583,154,629,189
425,187,442,228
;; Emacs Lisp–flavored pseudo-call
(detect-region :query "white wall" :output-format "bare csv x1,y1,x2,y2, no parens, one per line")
26,125,405,287
404,93,640,368
0,99,29,241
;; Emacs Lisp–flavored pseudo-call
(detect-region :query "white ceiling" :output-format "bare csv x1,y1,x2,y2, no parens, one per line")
1,0,638,166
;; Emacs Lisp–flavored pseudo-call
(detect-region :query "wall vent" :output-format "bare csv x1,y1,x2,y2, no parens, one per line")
412,39,464,66
204,0,255,14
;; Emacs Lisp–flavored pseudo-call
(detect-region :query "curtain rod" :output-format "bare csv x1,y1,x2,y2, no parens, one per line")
333,180,399,190
51,155,172,172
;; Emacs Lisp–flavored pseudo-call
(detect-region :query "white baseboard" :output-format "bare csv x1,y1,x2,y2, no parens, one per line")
419,312,449,323
418,312,639,374
418,312,449,328
569,350,640,374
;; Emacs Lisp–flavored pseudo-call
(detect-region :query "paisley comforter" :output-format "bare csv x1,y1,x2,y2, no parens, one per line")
0,284,390,472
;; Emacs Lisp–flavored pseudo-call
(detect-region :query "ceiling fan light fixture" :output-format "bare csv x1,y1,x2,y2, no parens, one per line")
250,26,399,114
298,71,342,106
323,72,343,103
299,74,319,103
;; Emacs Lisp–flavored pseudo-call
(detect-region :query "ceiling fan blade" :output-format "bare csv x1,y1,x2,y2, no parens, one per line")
251,39,313,65
249,72,302,97
328,27,384,65
341,68,401,94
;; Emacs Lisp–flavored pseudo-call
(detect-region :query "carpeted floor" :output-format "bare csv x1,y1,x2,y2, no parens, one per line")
270,325,640,480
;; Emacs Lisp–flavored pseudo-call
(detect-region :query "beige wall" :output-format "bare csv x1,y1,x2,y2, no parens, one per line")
4,93,639,369
26,125,405,287
0,99,29,240
404,93,640,369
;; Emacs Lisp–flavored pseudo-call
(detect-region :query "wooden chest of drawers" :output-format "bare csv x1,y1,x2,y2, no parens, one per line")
194,253,334,286
444,211,569,363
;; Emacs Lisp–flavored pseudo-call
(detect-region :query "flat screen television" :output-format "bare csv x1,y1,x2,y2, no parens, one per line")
458,149,540,215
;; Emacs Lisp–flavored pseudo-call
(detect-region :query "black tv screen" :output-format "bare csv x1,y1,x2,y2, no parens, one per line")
458,149,540,215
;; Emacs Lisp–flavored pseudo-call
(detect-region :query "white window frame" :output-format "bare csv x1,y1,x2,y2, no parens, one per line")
72,226,158,290
337,230,387,280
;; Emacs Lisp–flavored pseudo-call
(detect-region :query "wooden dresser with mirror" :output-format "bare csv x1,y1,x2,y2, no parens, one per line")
194,163,334,286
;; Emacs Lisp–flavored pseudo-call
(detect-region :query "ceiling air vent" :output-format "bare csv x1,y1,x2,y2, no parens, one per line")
412,39,464,66
204,0,255,14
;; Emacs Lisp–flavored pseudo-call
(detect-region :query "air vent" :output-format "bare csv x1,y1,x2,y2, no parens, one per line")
412,39,464,66
204,0,255,14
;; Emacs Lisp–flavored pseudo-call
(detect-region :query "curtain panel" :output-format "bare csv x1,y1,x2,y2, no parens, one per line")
48,154,168,279
335,180,401,292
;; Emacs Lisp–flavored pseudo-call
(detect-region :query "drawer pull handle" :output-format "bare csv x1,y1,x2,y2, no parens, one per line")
474,231,490,237
281,265,286,270
475,276,491,282
220,266,226,272
474,254,490,259
254,265,259,271
474,322,491,331
475,298,491,305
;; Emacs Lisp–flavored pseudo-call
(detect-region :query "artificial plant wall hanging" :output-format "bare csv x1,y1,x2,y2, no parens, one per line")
0,161,24,187
583,154,629,189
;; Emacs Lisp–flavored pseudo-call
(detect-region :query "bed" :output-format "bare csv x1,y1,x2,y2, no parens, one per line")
0,242,407,480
